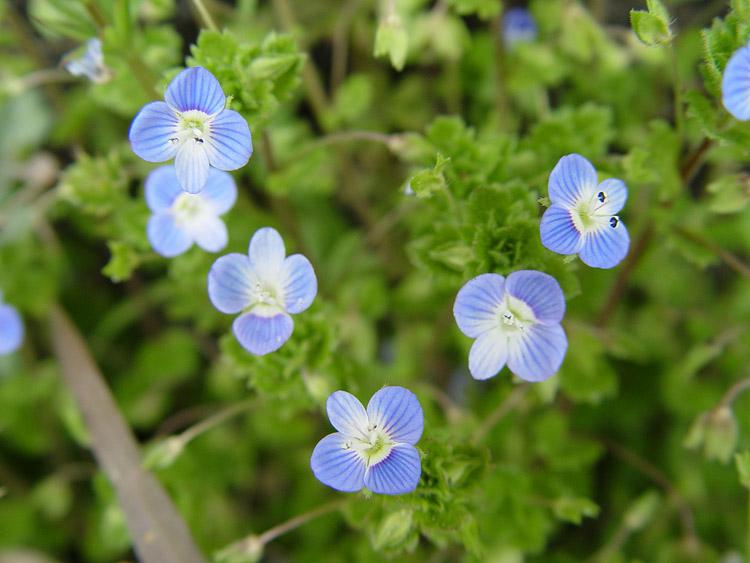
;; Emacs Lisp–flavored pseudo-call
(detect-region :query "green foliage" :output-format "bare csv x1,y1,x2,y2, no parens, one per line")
374,15,409,71
630,0,673,46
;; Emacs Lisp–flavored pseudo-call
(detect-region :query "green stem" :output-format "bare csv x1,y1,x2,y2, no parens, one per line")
192,0,219,31
177,399,255,446
471,384,529,445
672,226,750,280
669,42,685,140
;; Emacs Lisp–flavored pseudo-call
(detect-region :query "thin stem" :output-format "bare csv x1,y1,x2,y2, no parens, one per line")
292,130,395,160
192,0,219,31
177,399,255,446
672,226,750,279
669,42,685,141
718,377,750,409
490,12,510,123
125,54,160,99
471,384,529,445
331,0,363,90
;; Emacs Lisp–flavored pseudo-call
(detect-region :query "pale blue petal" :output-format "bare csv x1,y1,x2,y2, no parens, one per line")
503,8,537,46
366,386,423,445
468,328,508,380
453,273,505,338
0,304,24,355
207,109,253,171
723,44,750,121
232,312,293,355
199,169,237,215
326,391,369,438
164,67,225,115
147,213,192,257
175,141,210,194
579,221,630,269
540,204,583,255
129,101,179,163
248,227,286,279
189,215,228,253
507,323,567,382
597,178,628,215
144,166,182,212
364,444,421,495
505,270,565,324
548,154,597,207
208,254,255,314
310,433,366,493
281,255,317,314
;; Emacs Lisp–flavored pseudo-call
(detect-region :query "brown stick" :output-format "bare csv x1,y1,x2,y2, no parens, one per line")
50,305,206,563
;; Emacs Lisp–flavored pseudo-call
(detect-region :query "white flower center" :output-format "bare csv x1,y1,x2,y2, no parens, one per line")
169,110,212,147
571,190,618,234
343,425,395,467
246,281,286,317
172,193,209,226
497,293,537,335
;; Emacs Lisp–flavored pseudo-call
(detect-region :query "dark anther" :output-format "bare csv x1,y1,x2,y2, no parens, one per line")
194,137,204,144
609,216,619,228
168,137,179,143
597,191,606,203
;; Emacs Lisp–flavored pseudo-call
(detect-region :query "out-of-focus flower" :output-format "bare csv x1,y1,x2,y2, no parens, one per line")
502,8,537,48
207,227,317,355
722,41,750,120
540,154,630,269
129,67,253,194
311,387,423,494
146,165,236,257
453,270,567,382
63,38,111,84
0,293,24,355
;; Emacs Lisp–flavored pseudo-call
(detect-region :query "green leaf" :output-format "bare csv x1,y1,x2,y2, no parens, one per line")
410,154,450,198
736,450,750,489
623,491,661,531
707,174,750,214
552,497,600,525
102,241,142,283
371,509,415,551
374,16,409,71
445,0,500,19
630,1,672,46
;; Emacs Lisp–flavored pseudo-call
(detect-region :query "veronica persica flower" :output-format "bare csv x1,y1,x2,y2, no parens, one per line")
722,41,750,120
311,387,423,495
503,8,537,47
146,165,235,258
129,66,253,194
63,38,111,84
453,270,567,382
0,294,24,355
207,227,317,355
540,154,630,269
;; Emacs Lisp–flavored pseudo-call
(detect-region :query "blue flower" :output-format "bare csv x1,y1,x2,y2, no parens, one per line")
63,38,111,84
129,67,253,194
503,8,537,47
0,293,24,355
207,227,317,355
722,41,750,120
540,154,630,269
453,270,567,382
146,165,236,258
311,386,423,495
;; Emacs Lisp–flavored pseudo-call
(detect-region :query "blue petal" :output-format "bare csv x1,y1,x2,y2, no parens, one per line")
175,141,210,194
540,204,583,255
364,444,421,495
0,304,24,355
232,312,293,355
597,178,628,215
505,270,565,324
503,8,537,46
366,386,423,445
147,213,192,257
189,215,228,253
145,166,182,212
207,109,253,171
507,323,567,382
207,253,256,314
281,255,317,314
468,328,508,380
453,273,505,338
199,169,237,215
248,227,286,279
723,44,750,121
548,154,597,207
164,67,226,115
310,433,366,493
327,391,369,438
579,221,630,269
129,101,179,163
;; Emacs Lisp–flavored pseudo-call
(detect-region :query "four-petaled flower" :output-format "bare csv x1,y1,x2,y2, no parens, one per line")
146,165,236,258
129,66,253,194
722,41,750,120
453,270,567,382
503,8,537,47
63,38,111,84
0,293,24,355
311,387,423,495
207,227,317,355
540,154,630,269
